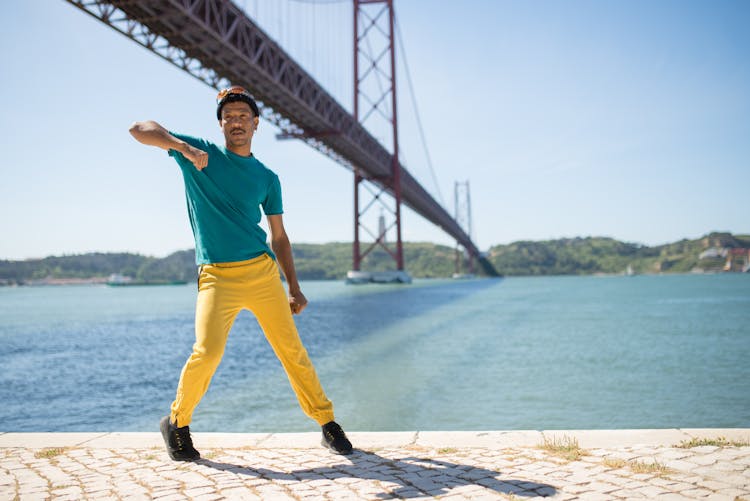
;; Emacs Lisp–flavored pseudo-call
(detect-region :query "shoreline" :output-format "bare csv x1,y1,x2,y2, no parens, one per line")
2,428,750,450
2,269,747,287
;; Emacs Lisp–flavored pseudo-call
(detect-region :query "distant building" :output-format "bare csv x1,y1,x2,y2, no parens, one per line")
699,247,727,259
723,248,750,273
378,210,387,244
107,273,133,285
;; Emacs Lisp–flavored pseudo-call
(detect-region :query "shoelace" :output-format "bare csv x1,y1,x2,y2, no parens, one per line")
174,427,194,451
324,423,345,442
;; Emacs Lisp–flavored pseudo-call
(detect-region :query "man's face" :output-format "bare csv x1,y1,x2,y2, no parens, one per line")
219,101,259,148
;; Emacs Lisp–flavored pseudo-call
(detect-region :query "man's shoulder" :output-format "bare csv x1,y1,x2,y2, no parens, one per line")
251,156,279,179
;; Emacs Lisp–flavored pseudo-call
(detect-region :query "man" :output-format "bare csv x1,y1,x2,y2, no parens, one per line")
129,86,353,460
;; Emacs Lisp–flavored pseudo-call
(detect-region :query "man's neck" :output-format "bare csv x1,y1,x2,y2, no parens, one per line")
226,142,252,157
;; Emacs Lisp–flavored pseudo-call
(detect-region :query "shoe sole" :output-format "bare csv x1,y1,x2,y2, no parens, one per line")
160,416,178,461
321,438,354,455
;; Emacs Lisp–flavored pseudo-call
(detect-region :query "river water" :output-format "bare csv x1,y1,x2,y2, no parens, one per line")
1,273,748,432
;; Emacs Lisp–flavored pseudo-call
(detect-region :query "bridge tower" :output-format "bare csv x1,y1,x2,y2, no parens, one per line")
348,0,410,284
454,180,475,276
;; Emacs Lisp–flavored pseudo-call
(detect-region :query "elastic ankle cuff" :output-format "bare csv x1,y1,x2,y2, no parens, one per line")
171,413,191,428
315,414,335,427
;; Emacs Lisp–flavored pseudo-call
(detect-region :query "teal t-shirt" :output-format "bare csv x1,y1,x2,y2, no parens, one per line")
168,133,283,265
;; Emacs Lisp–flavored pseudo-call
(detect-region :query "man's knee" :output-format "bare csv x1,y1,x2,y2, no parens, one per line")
189,342,225,368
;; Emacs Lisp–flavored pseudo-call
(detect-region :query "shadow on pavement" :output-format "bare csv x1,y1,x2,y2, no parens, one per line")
197,449,556,498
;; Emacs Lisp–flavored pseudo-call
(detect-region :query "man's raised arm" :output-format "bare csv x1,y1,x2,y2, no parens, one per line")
129,120,208,170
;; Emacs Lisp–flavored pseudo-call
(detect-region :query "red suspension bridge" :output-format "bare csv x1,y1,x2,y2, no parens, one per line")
65,0,499,280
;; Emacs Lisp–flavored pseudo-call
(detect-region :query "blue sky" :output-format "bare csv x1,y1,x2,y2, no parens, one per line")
1,0,748,260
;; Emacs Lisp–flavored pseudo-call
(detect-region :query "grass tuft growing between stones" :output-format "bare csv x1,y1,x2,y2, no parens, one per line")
602,457,627,469
628,459,673,477
677,436,750,448
34,448,66,459
437,447,458,454
602,457,673,477
538,435,588,461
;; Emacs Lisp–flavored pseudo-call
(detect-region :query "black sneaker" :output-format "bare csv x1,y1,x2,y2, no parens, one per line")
321,421,353,455
160,416,200,461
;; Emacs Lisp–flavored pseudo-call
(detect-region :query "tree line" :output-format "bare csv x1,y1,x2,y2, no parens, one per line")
1,232,747,285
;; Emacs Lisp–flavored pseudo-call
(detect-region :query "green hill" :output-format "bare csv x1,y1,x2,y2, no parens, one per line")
488,232,749,276
0,251,197,286
248,241,457,280
0,232,747,285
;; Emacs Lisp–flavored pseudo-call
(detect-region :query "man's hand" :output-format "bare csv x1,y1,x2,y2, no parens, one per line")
183,144,209,171
288,289,308,315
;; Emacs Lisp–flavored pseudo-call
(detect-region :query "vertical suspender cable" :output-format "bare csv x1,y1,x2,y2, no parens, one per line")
394,15,445,207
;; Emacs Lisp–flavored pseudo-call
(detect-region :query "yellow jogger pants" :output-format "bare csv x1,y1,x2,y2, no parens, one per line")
169,253,335,428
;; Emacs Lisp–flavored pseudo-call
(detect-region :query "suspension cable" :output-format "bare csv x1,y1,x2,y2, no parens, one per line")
394,15,445,207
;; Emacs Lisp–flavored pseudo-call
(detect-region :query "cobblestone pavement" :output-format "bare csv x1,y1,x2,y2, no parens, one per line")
1,430,748,500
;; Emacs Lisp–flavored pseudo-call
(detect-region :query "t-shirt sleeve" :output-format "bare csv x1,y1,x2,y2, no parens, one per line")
262,174,284,215
167,132,211,168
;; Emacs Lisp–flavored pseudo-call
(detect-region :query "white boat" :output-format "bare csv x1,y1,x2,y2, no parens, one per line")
346,270,412,284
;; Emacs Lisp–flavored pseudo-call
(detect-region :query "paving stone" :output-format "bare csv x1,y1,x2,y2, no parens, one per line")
669,473,703,485
82,481,112,493
710,495,742,501
594,472,627,484
680,487,714,497
193,494,225,501
18,492,51,501
576,491,613,500
552,494,580,501
663,480,698,492
645,476,675,488
636,485,671,497
690,446,720,454
664,459,699,471
630,472,656,481
183,485,217,497
602,475,633,487
717,487,750,498
54,494,90,501
656,449,692,460
563,483,592,494
713,461,746,472
586,481,620,494
565,474,594,485
150,490,184,500
715,473,749,486
599,489,646,499
687,454,721,466
696,478,730,490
